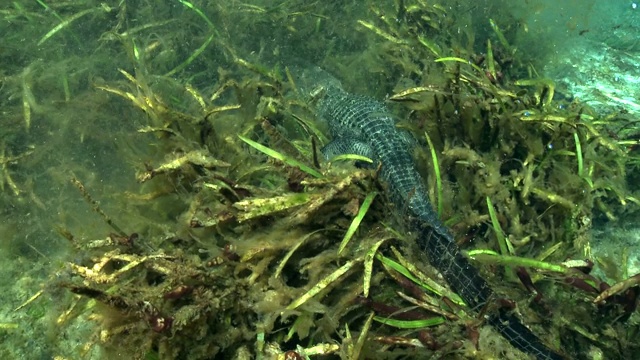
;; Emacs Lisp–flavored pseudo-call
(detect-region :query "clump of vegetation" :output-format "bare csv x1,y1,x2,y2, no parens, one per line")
2,1,639,359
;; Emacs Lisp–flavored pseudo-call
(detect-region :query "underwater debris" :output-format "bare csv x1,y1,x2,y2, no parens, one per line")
0,145,33,196
136,149,230,183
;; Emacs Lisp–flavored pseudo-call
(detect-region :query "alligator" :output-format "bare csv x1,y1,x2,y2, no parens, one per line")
297,67,565,360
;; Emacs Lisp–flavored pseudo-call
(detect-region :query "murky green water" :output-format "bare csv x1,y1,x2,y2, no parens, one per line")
1,1,638,359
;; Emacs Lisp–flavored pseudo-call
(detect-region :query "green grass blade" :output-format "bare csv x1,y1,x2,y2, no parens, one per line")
375,253,437,294
486,39,497,81
574,132,584,177
286,259,360,310
168,0,220,76
238,135,323,178
489,18,512,53
486,196,513,255
352,312,374,360
467,249,567,273
363,236,392,297
36,0,64,22
424,132,443,217
165,34,215,77
329,154,373,163
373,316,445,328
38,8,98,46
178,0,216,30
435,57,484,74
338,192,377,255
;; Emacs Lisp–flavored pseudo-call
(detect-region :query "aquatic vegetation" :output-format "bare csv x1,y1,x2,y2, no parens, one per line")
1,0,639,359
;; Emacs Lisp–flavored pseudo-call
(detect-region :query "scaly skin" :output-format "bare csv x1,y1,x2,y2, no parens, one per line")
303,67,565,360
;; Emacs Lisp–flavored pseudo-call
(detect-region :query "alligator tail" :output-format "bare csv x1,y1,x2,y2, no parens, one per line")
414,223,565,360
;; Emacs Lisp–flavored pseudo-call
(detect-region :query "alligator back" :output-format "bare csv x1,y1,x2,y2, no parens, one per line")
301,67,564,360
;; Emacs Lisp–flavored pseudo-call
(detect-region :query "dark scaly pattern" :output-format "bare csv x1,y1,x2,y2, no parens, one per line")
306,68,565,360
